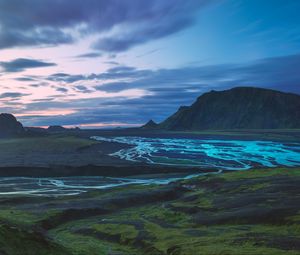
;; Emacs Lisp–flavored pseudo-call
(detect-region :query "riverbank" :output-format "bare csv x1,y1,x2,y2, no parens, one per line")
1,130,300,171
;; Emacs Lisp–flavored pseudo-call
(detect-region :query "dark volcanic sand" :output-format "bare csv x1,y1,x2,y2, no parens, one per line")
0,141,133,168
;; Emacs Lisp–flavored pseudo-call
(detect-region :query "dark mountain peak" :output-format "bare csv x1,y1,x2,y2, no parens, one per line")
0,113,24,137
0,113,17,121
141,119,159,129
47,125,66,132
159,87,300,130
178,106,189,111
47,125,81,132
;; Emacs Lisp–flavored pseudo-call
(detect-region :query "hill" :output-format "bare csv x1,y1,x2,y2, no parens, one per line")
47,125,80,132
154,87,300,130
141,119,159,129
0,113,24,137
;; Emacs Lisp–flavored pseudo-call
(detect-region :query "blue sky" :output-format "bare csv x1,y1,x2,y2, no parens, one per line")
0,0,299,127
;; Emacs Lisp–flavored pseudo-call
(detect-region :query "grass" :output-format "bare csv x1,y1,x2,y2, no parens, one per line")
49,230,109,255
93,223,138,241
0,209,39,226
50,230,141,255
0,208,59,227
221,167,300,181
0,223,70,255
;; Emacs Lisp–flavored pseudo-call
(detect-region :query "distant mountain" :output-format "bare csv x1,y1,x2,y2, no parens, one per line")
47,125,67,132
47,125,80,132
146,87,300,130
141,120,159,129
0,113,24,137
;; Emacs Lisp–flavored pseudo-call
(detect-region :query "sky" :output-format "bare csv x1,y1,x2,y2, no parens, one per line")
0,0,300,128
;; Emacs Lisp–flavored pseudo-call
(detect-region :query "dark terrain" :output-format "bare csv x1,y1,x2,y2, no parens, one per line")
146,87,300,130
0,113,24,138
0,168,299,255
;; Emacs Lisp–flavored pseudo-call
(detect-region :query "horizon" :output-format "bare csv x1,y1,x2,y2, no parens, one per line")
1,0,300,127
3,85,300,129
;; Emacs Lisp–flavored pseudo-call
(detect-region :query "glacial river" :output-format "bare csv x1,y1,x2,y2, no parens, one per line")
92,136,300,170
0,173,205,197
1,136,299,197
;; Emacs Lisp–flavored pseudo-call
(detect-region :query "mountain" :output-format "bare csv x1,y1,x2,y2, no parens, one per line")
47,125,67,132
152,87,300,130
47,125,81,132
141,120,159,129
0,113,24,137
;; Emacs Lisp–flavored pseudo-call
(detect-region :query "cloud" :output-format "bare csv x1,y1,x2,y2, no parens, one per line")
75,52,102,58
92,18,193,52
74,85,93,93
47,73,86,83
136,48,161,58
14,77,36,82
104,61,119,65
0,0,213,51
0,92,29,99
94,54,300,95
95,82,132,92
0,58,56,72
7,53,300,127
56,87,68,93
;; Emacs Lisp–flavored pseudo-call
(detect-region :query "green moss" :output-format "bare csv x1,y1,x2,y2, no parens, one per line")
49,230,108,255
221,168,300,181
93,223,138,242
139,205,190,225
233,182,270,192
0,209,37,226
250,224,300,236
50,229,140,255
142,223,300,255
0,209,58,226
1,166,299,255
286,212,300,223
0,223,69,255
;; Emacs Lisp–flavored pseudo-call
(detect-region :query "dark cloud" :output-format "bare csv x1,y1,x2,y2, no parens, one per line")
75,52,102,58
56,87,68,93
104,61,119,65
15,53,300,126
94,54,300,95
95,82,131,92
74,85,93,93
15,77,36,82
0,92,29,99
92,18,192,52
47,73,86,83
46,66,151,83
136,48,161,58
0,0,213,51
97,66,152,80
0,58,56,72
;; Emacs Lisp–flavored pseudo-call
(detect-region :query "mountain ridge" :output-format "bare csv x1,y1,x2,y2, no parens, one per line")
145,87,300,130
0,113,24,137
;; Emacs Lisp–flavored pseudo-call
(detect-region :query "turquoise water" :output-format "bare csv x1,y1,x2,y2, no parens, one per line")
92,136,300,170
0,174,205,197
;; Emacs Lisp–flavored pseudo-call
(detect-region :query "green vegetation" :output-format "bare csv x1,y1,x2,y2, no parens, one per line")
221,167,300,181
0,223,70,255
0,167,300,254
0,208,58,226
94,223,138,241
